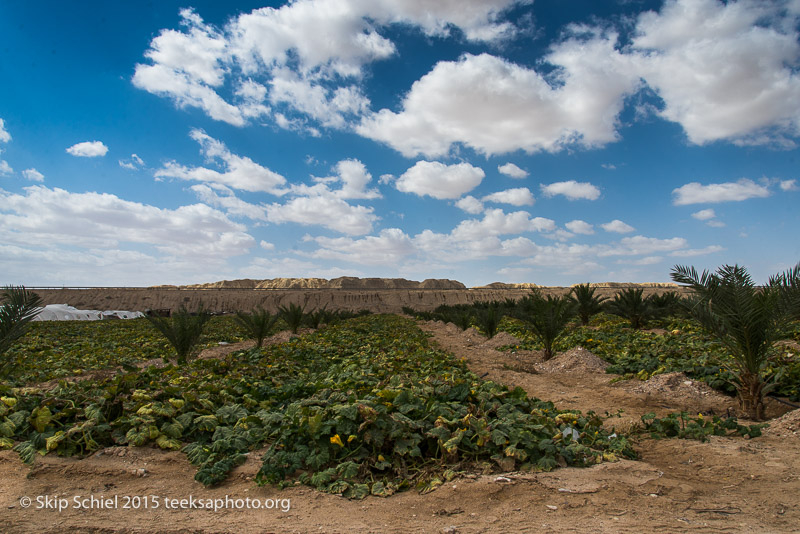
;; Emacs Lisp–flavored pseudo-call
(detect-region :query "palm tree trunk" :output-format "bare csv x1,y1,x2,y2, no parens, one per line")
738,372,766,420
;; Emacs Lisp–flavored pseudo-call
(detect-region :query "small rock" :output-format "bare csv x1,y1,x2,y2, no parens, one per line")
494,476,512,483
132,468,147,477
441,527,458,534
546,505,558,511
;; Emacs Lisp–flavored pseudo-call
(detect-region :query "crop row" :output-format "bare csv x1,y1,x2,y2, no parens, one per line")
497,313,800,402
1,315,637,497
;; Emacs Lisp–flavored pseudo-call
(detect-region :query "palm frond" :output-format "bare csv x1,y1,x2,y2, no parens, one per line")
670,262,797,419
146,306,211,365
0,286,43,360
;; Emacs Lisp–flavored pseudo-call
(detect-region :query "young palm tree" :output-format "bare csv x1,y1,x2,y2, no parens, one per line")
517,295,576,360
278,303,306,334
568,283,607,326
452,311,474,331
146,307,211,365
606,288,652,329
671,262,799,420
771,262,800,320
0,286,43,377
305,305,332,329
235,307,280,348
475,306,502,339
647,291,686,319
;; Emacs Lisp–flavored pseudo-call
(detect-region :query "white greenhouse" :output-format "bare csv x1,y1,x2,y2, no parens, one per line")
31,304,143,321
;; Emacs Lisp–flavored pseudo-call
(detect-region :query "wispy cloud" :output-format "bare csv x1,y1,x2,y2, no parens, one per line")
21,168,44,182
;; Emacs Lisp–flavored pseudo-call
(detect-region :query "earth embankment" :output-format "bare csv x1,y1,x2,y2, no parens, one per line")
33,285,687,314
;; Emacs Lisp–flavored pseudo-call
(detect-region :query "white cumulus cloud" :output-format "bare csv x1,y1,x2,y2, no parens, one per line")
541,180,600,201
565,220,594,235
455,195,484,214
780,179,798,191
66,141,108,158
631,0,800,146
690,209,725,227
0,185,254,257
310,159,380,200
266,195,377,235
482,187,535,206
311,228,416,265
395,161,484,199
601,220,635,234
264,158,381,235
498,162,528,179
691,208,716,221
672,178,771,205
155,129,287,194
190,184,268,221
451,208,554,241
358,44,641,157
133,2,525,130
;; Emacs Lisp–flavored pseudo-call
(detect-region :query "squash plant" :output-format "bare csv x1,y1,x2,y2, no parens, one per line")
2,315,635,496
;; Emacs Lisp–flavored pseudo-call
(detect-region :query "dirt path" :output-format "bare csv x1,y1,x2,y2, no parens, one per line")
2,321,799,533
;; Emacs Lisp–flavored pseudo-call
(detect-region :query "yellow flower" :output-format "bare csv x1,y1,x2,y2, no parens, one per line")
330,434,344,447
347,434,357,443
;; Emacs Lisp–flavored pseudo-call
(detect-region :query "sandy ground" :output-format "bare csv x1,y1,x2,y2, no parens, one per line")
2,320,799,533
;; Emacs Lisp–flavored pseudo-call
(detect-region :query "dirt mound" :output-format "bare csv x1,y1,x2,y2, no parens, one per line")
535,347,610,373
765,408,800,437
625,372,733,407
440,322,464,335
480,331,524,350
460,327,484,346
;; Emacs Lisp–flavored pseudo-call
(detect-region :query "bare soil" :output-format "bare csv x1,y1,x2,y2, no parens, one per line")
2,320,799,533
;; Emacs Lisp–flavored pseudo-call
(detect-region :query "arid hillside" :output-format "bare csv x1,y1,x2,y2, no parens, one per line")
33,278,684,314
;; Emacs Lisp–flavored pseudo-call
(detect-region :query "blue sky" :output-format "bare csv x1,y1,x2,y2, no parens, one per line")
1,0,798,287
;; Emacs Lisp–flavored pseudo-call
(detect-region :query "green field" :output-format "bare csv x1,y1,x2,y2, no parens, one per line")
1,311,787,497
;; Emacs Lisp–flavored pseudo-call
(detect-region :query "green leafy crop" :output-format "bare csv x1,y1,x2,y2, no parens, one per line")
1,315,633,497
